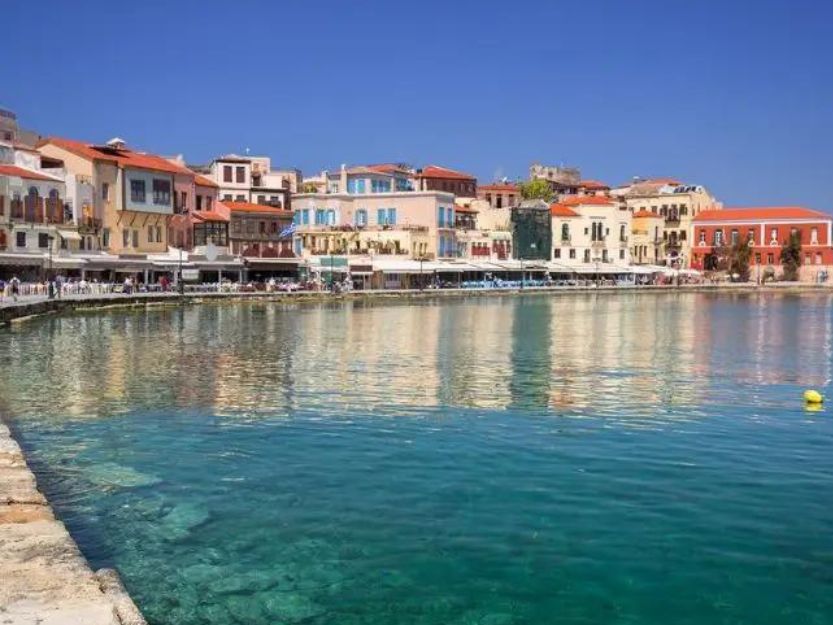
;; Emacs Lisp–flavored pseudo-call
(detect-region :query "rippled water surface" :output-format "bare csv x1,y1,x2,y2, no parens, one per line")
2,293,833,624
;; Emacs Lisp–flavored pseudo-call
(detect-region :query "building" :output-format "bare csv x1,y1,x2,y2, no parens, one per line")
512,199,552,261
204,154,292,209
691,207,833,281
577,180,610,196
292,190,457,260
630,210,664,265
616,177,719,267
550,196,631,266
478,183,519,209
453,198,512,261
38,138,194,257
530,163,582,197
415,165,477,197
167,174,225,251
224,201,297,279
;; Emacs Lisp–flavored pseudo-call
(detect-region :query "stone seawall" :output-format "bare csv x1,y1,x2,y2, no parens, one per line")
0,421,147,625
2,283,831,326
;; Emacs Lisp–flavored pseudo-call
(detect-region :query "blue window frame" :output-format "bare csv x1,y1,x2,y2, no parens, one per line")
326,209,336,225
447,207,453,227
377,208,387,225
315,209,326,225
302,209,310,225
387,208,396,225
293,211,300,225
355,209,367,226
438,206,445,227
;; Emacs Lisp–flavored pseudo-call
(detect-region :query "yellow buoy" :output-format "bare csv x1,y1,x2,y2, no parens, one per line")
803,389,824,404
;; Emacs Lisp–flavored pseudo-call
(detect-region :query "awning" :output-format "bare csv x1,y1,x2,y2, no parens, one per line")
244,257,300,265
51,257,88,268
0,253,43,267
58,231,82,241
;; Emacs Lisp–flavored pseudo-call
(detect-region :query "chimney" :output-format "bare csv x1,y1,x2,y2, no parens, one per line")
339,163,347,194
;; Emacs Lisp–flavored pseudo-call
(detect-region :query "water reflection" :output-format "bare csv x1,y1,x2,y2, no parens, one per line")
1,292,831,424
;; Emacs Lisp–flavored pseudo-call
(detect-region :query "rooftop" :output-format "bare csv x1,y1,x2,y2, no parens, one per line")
694,207,831,222
0,164,63,182
550,203,580,217
417,165,475,180
39,137,192,176
560,195,615,207
632,210,663,219
225,201,293,216
480,182,518,192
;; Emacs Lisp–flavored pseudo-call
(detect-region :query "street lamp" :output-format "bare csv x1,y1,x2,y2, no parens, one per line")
47,235,54,298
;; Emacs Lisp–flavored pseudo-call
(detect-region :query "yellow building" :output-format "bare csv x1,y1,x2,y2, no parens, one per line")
630,210,664,265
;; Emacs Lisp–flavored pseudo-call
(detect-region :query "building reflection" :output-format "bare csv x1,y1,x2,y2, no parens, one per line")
0,293,831,426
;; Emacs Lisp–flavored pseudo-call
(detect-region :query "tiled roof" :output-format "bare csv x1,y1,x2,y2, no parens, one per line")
632,210,662,219
694,207,831,222
192,210,229,223
550,203,580,217
365,163,412,175
578,179,609,190
193,173,219,188
418,165,475,180
225,201,293,216
479,183,518,191
560,195,614,207
39,137,192,175
0,164,62,182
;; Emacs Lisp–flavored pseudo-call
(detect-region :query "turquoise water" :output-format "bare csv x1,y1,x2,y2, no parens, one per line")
2,293,833,624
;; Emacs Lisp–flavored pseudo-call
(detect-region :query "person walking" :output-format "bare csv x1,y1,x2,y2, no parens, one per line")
10,276,20,302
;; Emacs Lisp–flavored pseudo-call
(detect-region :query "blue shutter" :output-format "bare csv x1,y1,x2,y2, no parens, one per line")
377,208,386,225
388,208,396,225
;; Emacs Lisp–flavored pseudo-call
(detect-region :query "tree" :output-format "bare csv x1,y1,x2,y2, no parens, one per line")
780,231,802,281
518,179,553,202
713,239,752,281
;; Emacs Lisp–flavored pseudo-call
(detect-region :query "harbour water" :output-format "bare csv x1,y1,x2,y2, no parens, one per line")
2,293,833,624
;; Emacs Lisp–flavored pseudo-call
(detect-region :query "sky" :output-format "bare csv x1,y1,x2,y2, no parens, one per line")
4,0,833,210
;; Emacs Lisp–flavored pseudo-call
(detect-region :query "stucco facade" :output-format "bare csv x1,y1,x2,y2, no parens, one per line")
550,196,632,267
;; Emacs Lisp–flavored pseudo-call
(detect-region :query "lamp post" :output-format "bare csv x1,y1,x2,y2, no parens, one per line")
47,235,54,299
178,246,184,295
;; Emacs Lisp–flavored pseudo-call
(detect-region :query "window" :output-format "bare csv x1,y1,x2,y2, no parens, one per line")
755,253,761,264
619,224,626,242
101,182,110,201
235,166,245,183
699,230,706,243
378,208,388,225
132,229,139,247
196,195,203,211
156,226,162,243
223,194,233,201
257,195,266,205
561,223,570,241
811,227,818,244
259,221,266,234
152,179,171,205
206,197,213,211
302,209,310,225
270,221,278,234
816,252,822,265
554,248,561,258
714,229,724,246
122,229,129,247
770,228,778,241
767,253,774,264
130,180,146,203
602,249,609,262
16,232,26,247
148,225,154,242
804,254,811,265
387,208,397,225
730,229,739,245
180,191,187,211
355,209,367,226
315,209,325,225
371,179,390,193
102,229,110,248
619,249,625,260
235,194,245,201
569,249,576,259
223,166,232,183
496,195,503,209
680,230,686,241
583,249,590,263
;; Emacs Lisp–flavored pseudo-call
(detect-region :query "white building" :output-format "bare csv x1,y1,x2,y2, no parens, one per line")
550,196,631,268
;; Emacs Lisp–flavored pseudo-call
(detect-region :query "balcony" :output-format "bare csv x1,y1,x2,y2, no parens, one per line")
664,213,680,226
78,217,102,233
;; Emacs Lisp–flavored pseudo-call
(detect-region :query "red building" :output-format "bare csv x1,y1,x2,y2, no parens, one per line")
415,165,477,197
691,207,833,276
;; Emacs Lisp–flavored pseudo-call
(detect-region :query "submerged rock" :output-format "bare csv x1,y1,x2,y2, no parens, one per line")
81,462,161,489
159,502,210,540
260,592,326,622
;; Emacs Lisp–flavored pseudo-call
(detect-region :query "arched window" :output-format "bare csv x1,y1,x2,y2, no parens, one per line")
28,186,39,198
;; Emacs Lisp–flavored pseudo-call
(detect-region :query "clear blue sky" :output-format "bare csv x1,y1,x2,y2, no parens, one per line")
4,0,832,210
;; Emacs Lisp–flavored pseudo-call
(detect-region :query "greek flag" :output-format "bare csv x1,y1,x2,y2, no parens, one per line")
279,223,297,239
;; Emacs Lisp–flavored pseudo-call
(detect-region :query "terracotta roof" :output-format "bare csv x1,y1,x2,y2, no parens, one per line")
479,183,518,191
39,137,192,175
417,165,475,180
632,210,662,219
365,163,412,174
225,201,293,216
193,210,229,223
550,203,580,217
193,173,219,188
579,179,609,190
694,207,831,222
0,164,62,182
560,195,614,207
